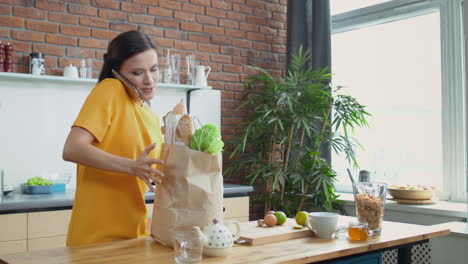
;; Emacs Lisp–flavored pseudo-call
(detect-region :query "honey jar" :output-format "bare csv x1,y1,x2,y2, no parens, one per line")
348,222,369,241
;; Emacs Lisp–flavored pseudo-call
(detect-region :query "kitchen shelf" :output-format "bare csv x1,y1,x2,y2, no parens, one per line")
0,72,212,92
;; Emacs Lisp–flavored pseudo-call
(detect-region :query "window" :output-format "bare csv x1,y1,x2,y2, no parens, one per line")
330,0,467,202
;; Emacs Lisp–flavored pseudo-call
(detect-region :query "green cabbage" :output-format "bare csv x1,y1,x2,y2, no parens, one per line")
188,124,224,154
26,176,53,186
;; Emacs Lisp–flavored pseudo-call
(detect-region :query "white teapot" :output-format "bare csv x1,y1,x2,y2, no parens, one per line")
194,65,211,87
200,218,240,257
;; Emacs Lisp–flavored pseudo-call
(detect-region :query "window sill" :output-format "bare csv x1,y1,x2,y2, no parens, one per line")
338,192,467,219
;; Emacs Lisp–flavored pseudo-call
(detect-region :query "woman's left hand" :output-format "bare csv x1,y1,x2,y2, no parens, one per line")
134,143,164,192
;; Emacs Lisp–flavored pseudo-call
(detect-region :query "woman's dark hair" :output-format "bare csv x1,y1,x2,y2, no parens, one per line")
98,31,157,82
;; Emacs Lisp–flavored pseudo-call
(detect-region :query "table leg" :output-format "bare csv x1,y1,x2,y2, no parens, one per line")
397,246,411,264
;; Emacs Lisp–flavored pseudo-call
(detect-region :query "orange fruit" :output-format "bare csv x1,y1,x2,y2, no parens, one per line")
274,211,287,225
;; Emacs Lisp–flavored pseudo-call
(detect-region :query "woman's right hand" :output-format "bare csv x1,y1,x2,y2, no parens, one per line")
134,143,164,192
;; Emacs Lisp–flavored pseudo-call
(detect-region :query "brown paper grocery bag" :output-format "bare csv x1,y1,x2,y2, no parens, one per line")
151,143,223,246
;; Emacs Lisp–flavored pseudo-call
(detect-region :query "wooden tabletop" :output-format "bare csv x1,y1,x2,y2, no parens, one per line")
0,216,450,264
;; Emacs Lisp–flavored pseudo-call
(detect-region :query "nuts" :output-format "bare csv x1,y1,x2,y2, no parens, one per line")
355,193,384,230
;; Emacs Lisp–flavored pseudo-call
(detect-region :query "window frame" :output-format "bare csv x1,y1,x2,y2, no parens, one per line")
331,0,467,202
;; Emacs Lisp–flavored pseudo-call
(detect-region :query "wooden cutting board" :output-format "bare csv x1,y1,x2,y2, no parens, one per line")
238,218,313,246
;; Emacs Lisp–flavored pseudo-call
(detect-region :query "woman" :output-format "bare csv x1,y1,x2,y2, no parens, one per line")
62,31,164,247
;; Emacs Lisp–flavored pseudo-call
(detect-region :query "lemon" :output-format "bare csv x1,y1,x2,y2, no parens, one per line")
292,225,304,229
295,211,308,226
274,211,287,225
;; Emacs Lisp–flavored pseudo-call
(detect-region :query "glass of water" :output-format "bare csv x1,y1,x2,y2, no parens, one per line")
173,226,203,264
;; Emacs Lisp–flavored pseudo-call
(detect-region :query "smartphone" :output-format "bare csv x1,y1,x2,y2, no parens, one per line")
112,69,141,101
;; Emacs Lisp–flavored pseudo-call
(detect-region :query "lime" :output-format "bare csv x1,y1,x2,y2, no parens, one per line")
274,211,287,225
295,211,308,226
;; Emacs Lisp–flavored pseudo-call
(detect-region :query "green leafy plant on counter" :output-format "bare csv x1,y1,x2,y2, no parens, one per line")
26,176,53,186
225,47,370,216
188,124,224,155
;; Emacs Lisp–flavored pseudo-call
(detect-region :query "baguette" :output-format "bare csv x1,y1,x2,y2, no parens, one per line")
176,114,193,145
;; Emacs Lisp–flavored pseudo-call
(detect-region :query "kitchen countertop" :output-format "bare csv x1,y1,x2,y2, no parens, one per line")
0,216,450,264
0,183,253,214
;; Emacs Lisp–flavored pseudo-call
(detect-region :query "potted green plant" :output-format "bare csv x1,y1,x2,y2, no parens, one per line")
225,47,370,216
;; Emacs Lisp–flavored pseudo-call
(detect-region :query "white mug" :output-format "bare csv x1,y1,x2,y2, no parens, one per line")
63,64,79,78
306,212,339,238
194,65,211,86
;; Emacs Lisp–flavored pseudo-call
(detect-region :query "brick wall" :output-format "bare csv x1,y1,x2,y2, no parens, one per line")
0,0,288,219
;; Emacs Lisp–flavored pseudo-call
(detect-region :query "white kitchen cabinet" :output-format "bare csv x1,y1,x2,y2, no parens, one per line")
0,213,27,255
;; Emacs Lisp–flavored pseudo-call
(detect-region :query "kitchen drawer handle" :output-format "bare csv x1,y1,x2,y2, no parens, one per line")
223,207,226,212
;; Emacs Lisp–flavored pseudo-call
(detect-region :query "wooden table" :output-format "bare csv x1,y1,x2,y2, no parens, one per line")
0,216,450,264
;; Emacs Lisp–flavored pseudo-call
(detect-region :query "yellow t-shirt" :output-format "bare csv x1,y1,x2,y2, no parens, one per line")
66,78,163,247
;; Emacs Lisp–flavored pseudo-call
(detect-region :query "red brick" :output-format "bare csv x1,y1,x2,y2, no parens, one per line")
91,28,119,40
267,3,286,13
211,72,239,82
174,11,196,22
232,56,247,65
99,9,127,21
80,16,109,29
206,7,226,18
225,28,244,38
223,64,242,73
192,51,209,61
212,0,231,10
48,12,79,24
139,26,164,37
0,4,8,15
219,19,238,29
255,9,272,18
59,57,86,68
272,44,286,54
222,117,244,126
247,16,268,26
246,32,264,41
211,35,231,45
196,15,218,26
198,43,219,53
221,90,234,100
182,3,204,14
220,46,240,56
203,25,224,35
260,26,277,36
155,18,179,29
121,2,147,13
0,27,10,38
5,41,29,53
226,11,245,21
79,38,107,49
0,0,29,6
35,0,65,12
211,54,231,63
12,6,45,19
278,29,286,37
46,33,77,46
159,0,182,10
253,42,271,51
246,0,265,9
63,0,89,4
174,40,197,50
164,29,187,40
266,35,284,45
91,0,119,9
132,0,158,5
153,37,173,48
68,4,97,16
12,53,25,64
110,23,137,32
240,22,258,32
148,6,172,17
33,43,64,56
60,24,90,37
0,17,23,28
272,12,286,23
188,33,210,43
96,50,106,60
189,0,210,6
180,22,202,32
232,3,252,14
268,19,284,30
232,39,251,48
12,30,43,42
128,13,154,25
225,82,246,91
208,62,222,72
66,47,94,58
26,20,58,33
